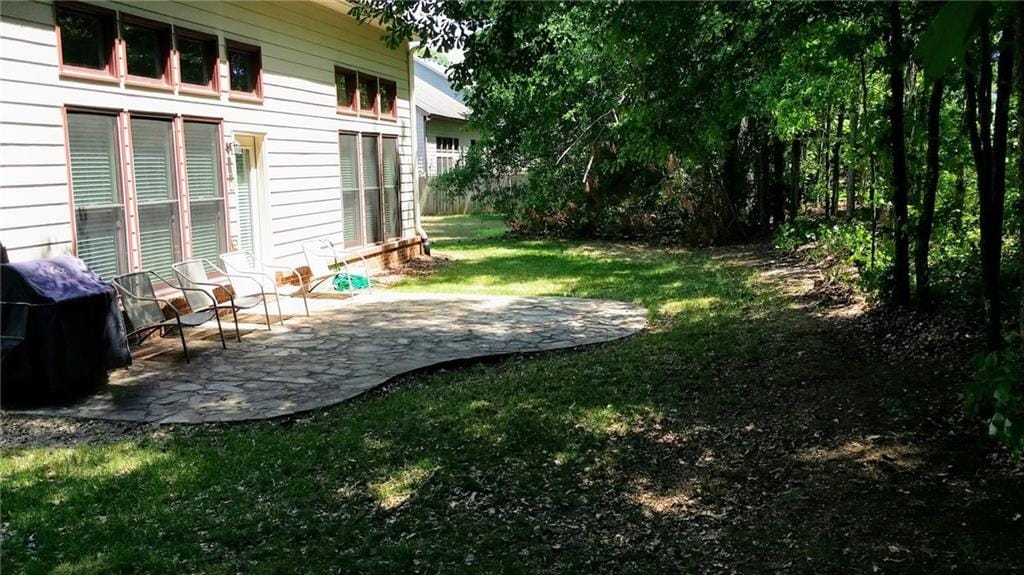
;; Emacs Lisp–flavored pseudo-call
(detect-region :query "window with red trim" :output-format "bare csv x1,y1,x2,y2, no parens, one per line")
55,2,117,77
226,40,261,99
379,79,397,118
121,15,172,84
176,29,219,92
335,67,357,112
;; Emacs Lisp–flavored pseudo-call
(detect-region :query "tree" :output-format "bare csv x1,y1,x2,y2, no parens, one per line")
887,1,912,306
914,76,944,308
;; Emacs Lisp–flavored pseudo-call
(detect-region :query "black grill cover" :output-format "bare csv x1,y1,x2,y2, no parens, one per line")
1,256,131,406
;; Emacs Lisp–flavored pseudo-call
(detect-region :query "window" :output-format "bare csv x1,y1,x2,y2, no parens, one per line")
339,133,403,247
66,112,127,279
177,29,219,92
361,134,381,242
66,110,230,278
358,74,378,114
55,2,117,78
436,137,460,151
130,117,182,277
184,122,227,263
379,79,397,118
226,40,261,99
339,134,362,247
435,137,460,176
382,136,401,238
335,67,357,112
121,15,172,84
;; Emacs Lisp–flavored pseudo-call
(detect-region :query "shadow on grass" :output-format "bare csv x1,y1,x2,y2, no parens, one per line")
3,216,1022,574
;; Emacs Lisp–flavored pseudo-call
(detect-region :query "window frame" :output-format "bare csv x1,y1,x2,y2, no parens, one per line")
378,78,398,120
339,131,402,248
335,66,359,115
120,13,174,90
54,1,120,84
175,27,221,97
63,107,132,278
225,39,263,103
180,117,231,263
127,113,185,276
63,106,230,277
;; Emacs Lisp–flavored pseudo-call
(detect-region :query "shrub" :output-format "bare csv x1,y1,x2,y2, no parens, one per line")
965,344,1024,458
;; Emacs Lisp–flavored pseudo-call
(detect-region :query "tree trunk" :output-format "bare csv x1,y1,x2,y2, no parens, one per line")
771,134,786,227
987,17,1013,349
830,110,845,218
758,130,770,230
790,137,802,221
965,15,1014,350
887,1,911,306
869,153,878,270
819,111,832,208
846,105,859,219
914,77,944,308
1016,2,1024,347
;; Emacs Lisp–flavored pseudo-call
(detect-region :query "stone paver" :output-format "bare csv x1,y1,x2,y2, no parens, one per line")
10,293,647,423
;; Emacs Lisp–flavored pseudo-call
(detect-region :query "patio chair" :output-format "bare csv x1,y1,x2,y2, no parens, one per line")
301,239,373,296
172,259,272,342
220,249,308,320
112,271,226,363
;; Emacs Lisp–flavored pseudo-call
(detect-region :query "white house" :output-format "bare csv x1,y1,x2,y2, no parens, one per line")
414,56,478,179
0,0,426,280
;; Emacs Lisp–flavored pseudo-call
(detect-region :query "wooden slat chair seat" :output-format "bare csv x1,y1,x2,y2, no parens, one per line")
220,250,308,320
172,259,272,343
300,239,373,296
112,271,227,363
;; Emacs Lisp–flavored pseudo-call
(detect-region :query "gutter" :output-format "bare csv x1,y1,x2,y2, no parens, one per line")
408,40,431,255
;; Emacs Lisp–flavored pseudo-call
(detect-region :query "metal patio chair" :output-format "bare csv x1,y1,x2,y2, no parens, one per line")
301,239,373,296
112,271,226,363
172,259,272,342
220,249,308,321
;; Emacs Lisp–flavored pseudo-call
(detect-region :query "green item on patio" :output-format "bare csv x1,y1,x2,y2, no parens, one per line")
332,273,370,291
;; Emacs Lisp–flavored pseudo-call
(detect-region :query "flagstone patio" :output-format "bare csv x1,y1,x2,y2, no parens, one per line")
11,293,647,423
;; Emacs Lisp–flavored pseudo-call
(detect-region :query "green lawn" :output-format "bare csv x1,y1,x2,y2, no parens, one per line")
2,216,1019,573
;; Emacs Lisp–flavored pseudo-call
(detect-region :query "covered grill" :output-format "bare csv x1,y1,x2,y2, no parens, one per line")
1,256,131,406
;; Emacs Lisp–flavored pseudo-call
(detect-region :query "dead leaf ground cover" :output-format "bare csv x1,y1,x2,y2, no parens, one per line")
2,215,1021,574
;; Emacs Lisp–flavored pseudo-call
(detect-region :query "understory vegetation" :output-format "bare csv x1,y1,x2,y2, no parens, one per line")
353,1,1024,454
3,216,1022,574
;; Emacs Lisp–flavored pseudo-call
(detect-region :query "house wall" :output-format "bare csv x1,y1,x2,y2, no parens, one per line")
419,116,479,178
0,0,418,269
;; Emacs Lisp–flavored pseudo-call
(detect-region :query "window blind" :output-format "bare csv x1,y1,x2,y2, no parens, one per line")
382,137,401,239
339,134,361,246
234,149,255,253
184,122,225,263
67,112,126,279
131,118,181,275
361,135,381,244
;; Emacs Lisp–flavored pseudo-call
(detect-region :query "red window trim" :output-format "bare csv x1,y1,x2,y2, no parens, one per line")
120,13,174,90
225,39,263,102
54,1,120,84
335,66,358,115
175,27,221,96
378,78,398,121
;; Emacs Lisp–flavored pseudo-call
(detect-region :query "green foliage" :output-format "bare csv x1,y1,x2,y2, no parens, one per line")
966,345,1024,457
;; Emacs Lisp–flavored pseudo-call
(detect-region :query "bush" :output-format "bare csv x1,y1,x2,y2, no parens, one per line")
965,344,1024,458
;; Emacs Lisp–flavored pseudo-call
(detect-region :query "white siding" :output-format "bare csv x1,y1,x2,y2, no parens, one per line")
0,0,417,266
421,117,479,178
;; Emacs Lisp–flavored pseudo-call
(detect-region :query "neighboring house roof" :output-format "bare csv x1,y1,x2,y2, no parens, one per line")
415,57,470,121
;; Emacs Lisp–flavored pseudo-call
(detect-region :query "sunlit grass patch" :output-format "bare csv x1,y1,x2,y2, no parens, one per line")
369,460,438,510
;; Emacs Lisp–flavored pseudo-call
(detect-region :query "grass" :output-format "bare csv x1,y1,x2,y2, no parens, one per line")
2,215,1020,574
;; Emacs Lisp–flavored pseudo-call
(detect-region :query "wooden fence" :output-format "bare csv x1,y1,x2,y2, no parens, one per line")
418,174,522,216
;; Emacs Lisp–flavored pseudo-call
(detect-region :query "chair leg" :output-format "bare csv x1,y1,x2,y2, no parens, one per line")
300,289,309,316
262,296,272,330
213,307,227,350
275,291,285,325
231,307,242,342
177,319,190,363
